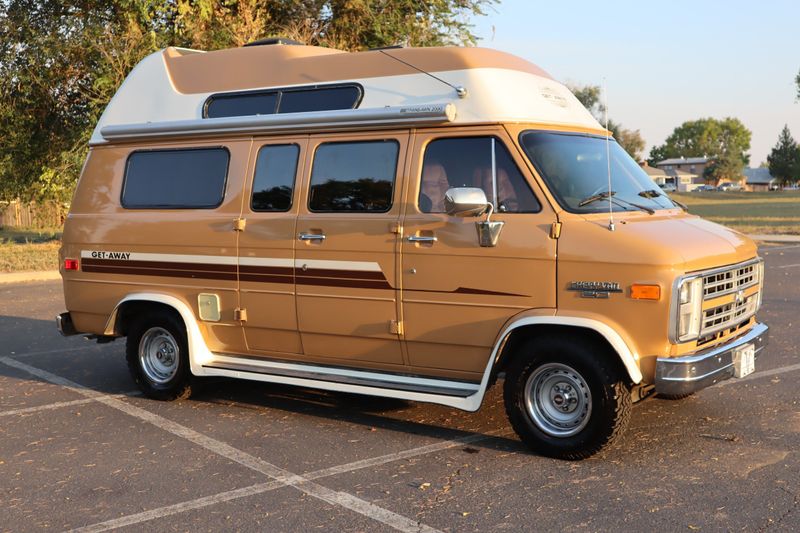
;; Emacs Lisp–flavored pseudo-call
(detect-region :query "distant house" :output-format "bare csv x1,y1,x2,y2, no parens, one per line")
743,168,778,192
640,162,668,184
655,156,710,180
646,160,704,191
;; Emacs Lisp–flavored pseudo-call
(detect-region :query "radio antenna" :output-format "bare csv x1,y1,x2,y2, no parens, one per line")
603,79,615,232
378,50,468,99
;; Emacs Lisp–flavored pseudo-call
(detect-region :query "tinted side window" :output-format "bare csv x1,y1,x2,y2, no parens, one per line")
122,148,229,209
279,86,361,114
251,145,300,212
206,92,277,119
204,85,361,119
419,137,540,214
309,141,399,213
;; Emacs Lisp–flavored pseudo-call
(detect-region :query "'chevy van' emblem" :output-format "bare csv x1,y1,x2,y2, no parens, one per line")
568,281,622,299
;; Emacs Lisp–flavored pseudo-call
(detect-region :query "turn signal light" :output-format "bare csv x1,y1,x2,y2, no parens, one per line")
631,284,660,300
64,259,79,271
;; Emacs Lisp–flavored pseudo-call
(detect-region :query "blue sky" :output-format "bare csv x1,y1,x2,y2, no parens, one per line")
473,0,800,164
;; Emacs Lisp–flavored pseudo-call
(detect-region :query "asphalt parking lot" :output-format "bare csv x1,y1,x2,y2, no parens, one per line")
1,244,799,532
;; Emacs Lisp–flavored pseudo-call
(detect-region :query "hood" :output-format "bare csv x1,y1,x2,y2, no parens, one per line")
559,212,758,272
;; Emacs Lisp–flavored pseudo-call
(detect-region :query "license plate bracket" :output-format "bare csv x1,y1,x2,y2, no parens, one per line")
732,343,755,378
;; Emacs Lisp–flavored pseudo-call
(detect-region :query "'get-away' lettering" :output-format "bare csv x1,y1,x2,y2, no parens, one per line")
90,251,131,260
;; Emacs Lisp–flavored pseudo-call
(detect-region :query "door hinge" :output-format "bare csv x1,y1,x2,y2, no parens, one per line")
549,221,562,239
234,308,248,322
234,218,247,232
389,320,403,335
390,222,403,235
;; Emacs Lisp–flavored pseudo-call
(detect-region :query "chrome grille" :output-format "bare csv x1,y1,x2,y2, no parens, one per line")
699,259,762,336
703,262,757,298
702,295,758,335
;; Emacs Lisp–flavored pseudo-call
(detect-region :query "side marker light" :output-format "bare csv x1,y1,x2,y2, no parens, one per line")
631,284,660,300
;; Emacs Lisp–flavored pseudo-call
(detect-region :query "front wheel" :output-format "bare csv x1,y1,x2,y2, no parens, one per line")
126,309,193,401
504,337,631,460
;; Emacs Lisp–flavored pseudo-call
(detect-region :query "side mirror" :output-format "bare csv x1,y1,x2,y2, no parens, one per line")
443,187,505,247
444,187,490,217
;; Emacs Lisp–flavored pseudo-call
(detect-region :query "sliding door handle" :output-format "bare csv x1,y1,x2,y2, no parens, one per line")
407,235,437,244
299,233,326,241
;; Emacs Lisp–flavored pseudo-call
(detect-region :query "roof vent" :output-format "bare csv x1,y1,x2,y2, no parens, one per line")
243,37,303,47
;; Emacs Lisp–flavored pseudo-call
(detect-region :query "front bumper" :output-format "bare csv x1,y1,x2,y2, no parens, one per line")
655,323,769,396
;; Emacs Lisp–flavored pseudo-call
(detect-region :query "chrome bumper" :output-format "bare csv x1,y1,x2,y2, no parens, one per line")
655,323,769,396
56,312,78,337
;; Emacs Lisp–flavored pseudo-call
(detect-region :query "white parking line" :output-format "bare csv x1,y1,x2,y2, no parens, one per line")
0,391,139,417
776,263,800,269
3,344,106,359
69,430,510,532
718,362,800,386
70,480,285,533
0,356,440,533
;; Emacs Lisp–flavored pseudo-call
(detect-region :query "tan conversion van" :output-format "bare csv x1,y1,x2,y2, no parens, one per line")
58,41,768,459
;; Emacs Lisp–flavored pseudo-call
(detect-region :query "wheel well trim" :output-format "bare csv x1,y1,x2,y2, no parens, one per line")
483,316,643,386
106,293,212,376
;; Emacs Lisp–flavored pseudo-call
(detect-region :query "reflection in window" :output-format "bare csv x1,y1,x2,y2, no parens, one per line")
309,141,399,212
251,145,299,212
419,137,540,213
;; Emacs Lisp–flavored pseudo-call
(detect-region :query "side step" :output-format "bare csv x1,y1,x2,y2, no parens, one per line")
202,355,480,398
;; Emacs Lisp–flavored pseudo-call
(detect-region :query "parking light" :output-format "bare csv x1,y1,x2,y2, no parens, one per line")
64,258,79,271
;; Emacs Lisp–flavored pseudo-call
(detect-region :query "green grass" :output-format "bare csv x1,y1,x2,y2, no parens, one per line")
671,191,800,235
0,227,62,273
0,226,62,244
0,241,61,273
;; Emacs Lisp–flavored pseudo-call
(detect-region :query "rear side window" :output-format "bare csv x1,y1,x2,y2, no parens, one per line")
308,141,399,213
251,144,300,212
122,148,229,209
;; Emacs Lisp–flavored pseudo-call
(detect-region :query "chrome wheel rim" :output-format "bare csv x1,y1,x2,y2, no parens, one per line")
524,363,592,437
138,327,179,384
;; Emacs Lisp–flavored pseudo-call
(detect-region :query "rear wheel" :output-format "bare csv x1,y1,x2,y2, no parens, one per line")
504,336,631,460
126,309,193,401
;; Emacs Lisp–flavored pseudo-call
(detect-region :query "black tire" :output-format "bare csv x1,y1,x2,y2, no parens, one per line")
503,336,631,460
658,392,694,401
126,309,193,401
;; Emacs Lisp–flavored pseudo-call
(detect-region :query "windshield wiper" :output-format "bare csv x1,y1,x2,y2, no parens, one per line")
578,190,615,207
639,189,688,211
579,190,654,214
611,196,655,215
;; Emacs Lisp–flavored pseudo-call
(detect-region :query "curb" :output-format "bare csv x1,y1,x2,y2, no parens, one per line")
748,234,800,243
0,271,61,284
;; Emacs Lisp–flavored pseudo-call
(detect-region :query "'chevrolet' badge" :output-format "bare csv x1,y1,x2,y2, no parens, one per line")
568,281,622,299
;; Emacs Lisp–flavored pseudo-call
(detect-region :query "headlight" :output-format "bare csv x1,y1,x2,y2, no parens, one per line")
756,260,765,311
676,276,703,342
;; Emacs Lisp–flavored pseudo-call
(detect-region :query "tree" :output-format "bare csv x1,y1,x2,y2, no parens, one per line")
0,0,496,202
767,125,800,186
647,118,751,184
796,67,800,102
567,84,645,160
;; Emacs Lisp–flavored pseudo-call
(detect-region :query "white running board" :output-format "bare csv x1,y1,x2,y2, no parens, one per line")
199,354,481,409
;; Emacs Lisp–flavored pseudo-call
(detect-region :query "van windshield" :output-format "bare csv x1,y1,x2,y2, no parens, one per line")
519,131,675,214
